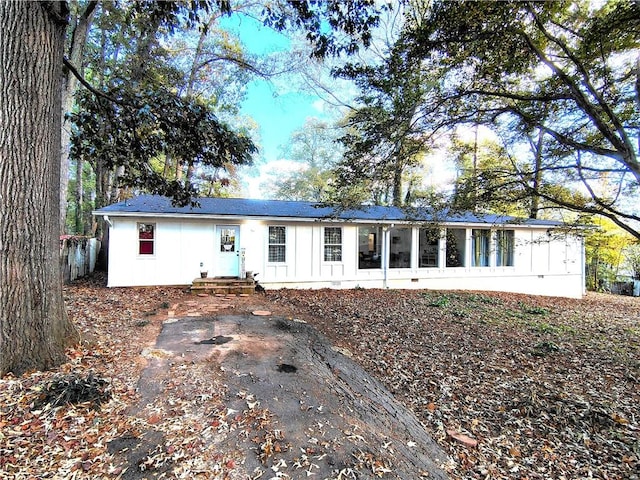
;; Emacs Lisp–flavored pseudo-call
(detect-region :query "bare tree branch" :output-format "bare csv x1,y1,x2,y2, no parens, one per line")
63,57,135,108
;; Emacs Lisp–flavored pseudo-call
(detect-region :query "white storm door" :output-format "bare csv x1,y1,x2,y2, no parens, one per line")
216,225,240,277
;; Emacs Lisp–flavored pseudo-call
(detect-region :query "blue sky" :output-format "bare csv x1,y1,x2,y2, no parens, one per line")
242,82,324,160
218,12,457,199
219,14,328,163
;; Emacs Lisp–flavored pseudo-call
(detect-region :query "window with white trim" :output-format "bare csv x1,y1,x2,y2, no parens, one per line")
268,226,286,263
324,227,342,262
419,228,440,267
138,223,155,255
389,227,412,268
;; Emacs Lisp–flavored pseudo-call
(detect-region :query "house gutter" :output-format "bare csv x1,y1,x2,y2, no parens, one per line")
91,211,563,229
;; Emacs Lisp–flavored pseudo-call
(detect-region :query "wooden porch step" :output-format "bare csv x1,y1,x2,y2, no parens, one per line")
190,277,255,295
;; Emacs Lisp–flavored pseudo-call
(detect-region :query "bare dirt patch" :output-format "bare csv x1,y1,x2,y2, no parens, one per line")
1,275,447,479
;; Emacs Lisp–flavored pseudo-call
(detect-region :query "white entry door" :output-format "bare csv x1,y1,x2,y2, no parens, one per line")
216,225,240,277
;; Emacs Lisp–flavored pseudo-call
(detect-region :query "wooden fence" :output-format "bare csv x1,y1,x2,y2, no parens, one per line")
59,236,101,284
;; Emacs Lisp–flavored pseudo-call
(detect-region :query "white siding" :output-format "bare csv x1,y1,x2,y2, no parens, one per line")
241,220,265,277
256,224,583,298
108,218,215,286
106,218,584,298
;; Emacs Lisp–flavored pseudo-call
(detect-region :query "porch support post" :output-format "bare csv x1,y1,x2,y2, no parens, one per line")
382,225,390,289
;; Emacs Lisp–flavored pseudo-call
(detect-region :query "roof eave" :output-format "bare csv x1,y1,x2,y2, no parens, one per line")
92,210,559,228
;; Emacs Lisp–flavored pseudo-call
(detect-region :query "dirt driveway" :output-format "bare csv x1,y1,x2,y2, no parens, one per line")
112,308,449,479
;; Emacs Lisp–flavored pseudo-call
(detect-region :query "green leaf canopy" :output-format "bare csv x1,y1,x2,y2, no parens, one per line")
71,86,256,206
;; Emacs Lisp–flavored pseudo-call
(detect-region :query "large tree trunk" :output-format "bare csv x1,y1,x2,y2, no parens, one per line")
392,158,404,207
176,13,218,183
0,1,79,376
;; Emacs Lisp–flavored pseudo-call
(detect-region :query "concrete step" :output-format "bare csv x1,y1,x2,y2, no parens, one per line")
190,277,255,295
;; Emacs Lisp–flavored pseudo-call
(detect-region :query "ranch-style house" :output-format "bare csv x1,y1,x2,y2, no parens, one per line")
94,195,585,298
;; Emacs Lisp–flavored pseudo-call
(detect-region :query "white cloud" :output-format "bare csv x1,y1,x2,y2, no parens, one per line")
240,158,307,199
312,99,326,113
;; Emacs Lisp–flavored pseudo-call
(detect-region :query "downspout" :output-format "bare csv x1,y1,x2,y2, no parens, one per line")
103,215,113,228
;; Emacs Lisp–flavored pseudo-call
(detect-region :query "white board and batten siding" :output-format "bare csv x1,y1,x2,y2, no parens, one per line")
97,195,585,298
108,218,211,287
258,223,585,298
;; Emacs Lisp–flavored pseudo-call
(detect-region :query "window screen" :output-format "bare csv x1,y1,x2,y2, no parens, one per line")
472,229,490,267
496,230,515,266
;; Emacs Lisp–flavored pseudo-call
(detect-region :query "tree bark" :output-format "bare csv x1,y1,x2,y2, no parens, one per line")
0,1,79,376
392,157,404,207
177,13,218,182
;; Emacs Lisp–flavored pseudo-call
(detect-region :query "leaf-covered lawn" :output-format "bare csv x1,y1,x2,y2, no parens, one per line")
1,274,638,479
268,289,640,479
0,274,217,479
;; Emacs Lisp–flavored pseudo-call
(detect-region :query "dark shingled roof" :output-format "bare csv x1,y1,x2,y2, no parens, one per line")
94,194,563,226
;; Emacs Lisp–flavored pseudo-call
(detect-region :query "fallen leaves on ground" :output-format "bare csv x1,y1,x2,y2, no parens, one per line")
0,273,241,479
268,288,640,480
2,273,639,479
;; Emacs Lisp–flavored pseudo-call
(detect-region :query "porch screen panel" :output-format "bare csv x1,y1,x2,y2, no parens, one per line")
358,226,382,269
389,227,411,268
419,228,439,267
446,228,466,267
472,229,490,267
268,226,286,263
496,230,515,266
